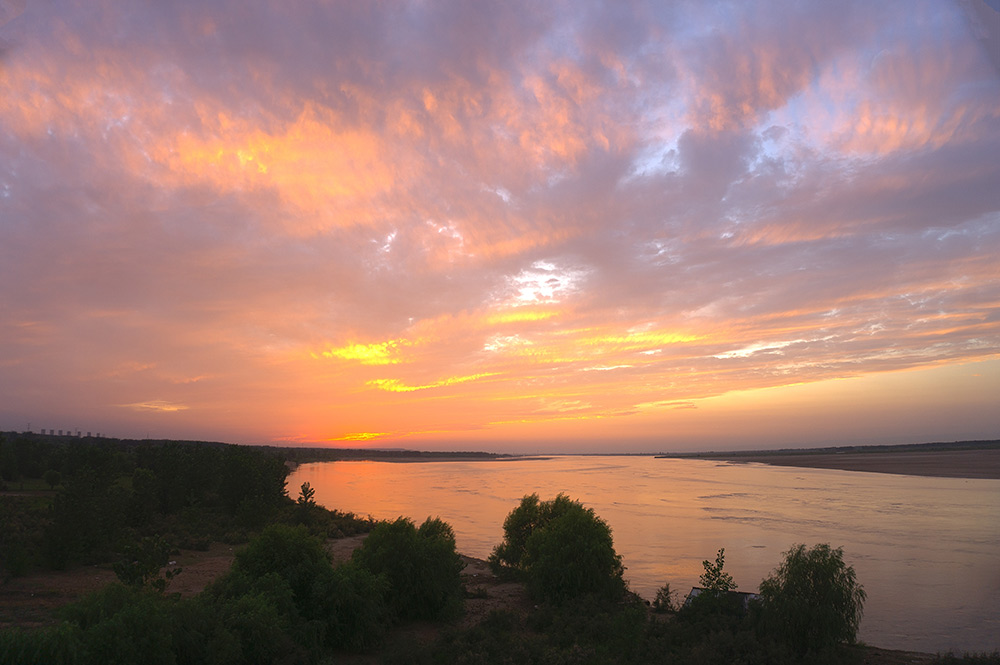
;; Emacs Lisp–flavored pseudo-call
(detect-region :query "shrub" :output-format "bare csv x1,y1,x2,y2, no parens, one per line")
310,561,390,651
652,583,676,613
225,524,330,608
0,623,82,665
209,580,305,665
352,516,465,621
207,524,333,656
491,494,626,604
113,535,181,592
757,543,866,655
58,584,180,665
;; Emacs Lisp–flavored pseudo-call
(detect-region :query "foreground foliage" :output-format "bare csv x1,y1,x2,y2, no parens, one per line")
0,520,462,663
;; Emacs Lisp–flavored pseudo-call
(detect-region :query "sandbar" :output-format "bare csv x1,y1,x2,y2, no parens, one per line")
699,448,1000,479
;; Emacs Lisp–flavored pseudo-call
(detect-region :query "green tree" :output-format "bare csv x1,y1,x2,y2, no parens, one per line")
490,494,626,603
225,524,331,607
209,524,389,654
488,493,543,574
352,516,465,621
113,536,181,593
700,547,737,594
757,543,867,655
43,469,61,489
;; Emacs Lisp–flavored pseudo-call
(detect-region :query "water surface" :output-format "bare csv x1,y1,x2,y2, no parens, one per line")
289,455,1000,653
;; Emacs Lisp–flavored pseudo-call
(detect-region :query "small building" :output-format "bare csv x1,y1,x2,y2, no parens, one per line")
684,587,760,611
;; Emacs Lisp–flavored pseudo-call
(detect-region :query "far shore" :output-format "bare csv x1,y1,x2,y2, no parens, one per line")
283,441,1000,479
675,447,1000,480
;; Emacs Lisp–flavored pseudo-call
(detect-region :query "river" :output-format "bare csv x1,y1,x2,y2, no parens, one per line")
288,455,1000,653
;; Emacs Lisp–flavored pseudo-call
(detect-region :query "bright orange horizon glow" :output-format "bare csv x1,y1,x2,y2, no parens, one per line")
1,2,998,451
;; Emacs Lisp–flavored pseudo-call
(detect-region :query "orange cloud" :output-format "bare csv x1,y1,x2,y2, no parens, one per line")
329,432,390,442
322,341,406,365
367,372,500,393
120,400,189,413
162,104,396,232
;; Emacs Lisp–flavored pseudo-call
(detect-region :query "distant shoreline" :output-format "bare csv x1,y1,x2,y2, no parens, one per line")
9,430,998,479
661,442,1000,480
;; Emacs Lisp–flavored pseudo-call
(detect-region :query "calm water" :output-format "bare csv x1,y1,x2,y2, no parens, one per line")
289,456,1000,653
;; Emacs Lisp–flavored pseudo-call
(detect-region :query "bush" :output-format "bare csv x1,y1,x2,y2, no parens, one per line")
113,535,181,592
490,494,626,604
352,516,465,621
310,561,390,651
757,543,866,655
207,524,391,655
208,579,305,665
652,583,676,613
0,623,82,665
57,584,180,665
225,524,330,608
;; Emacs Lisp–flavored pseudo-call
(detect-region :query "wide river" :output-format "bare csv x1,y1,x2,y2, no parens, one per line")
289,455,1000,654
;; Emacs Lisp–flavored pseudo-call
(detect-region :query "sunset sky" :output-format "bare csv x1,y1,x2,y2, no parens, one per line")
2,1,999,452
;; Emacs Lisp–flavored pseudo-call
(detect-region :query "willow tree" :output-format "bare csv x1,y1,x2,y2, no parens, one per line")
758,543,866,654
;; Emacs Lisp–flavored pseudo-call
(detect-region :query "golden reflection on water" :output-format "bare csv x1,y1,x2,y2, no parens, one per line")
289,456,1000,654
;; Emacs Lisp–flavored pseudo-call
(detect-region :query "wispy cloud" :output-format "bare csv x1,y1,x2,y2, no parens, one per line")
120,401,190,413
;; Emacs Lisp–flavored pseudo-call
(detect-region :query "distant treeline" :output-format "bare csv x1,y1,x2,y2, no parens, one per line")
277,445,512,464
1,431,512,464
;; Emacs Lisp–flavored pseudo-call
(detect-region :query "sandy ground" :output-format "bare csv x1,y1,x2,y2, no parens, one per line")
698,448,1000,479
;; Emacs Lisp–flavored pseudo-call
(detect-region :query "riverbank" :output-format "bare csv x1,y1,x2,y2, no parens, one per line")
660,441,1000,479
698,448,1000,479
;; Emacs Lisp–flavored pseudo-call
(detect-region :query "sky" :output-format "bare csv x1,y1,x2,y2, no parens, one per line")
1,1,999,452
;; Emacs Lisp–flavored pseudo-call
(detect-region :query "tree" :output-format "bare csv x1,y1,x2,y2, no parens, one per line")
490,494,626,603
113,536,181,593
652,583,677,613
43,469,61,489
296,482,316,508
208,525,389,654
488,493,543,574
295,482,318,527
352,516,465,621
757,543,867,654
700,547,737,594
